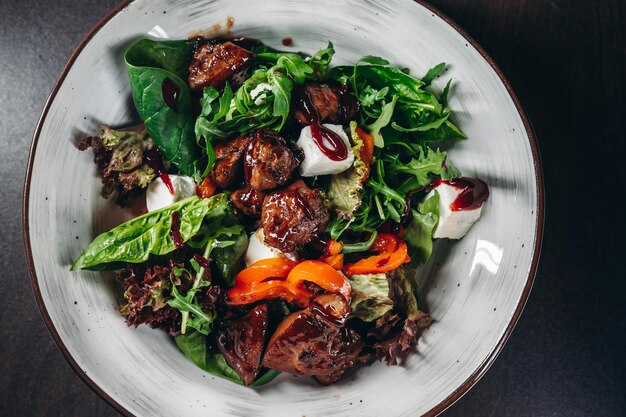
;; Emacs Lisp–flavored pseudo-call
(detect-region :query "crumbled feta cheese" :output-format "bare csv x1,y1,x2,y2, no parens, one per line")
427,182,484,239
250,82,272,106
245,229,298,266
145,175,196,212
297,124,354,176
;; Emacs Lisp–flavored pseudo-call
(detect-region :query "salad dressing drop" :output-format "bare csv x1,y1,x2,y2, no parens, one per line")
144,149,175,195
296,90,349,161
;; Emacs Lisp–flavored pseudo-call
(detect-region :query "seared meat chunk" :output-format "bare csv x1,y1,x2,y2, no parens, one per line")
293,83,359,125
188,42,254,92
230,187,265,217
244,129,296,191
261,180,329,252
216,303,269,386
210,136,251,189
262,294,365,384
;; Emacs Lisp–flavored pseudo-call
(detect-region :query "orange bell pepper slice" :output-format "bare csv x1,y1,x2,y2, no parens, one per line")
343,233,410,275
226,259,351,305
287,260,351,301
320,253,344,270
325,239,343,256
226,280,312,306
233,258,298,286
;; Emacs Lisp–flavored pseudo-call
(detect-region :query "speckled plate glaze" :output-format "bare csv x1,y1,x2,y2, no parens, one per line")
23,0,543,416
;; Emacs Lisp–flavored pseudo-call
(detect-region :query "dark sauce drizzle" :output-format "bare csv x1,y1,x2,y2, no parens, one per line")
294,192,315,220
193,253,210,268
170,211,184,248
433,177,490,211
161,77,180,111
310,300,346,327
295,90,348,161
144,149,174,195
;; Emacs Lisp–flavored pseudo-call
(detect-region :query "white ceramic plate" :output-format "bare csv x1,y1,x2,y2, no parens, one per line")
23,0,543,416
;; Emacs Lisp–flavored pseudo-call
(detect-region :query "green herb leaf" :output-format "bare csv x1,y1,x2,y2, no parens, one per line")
420,62,446,86
168,284,215,335
367,96,397,147
308,41,335,76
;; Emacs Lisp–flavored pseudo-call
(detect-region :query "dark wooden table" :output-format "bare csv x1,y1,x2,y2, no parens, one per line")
1,0,624,416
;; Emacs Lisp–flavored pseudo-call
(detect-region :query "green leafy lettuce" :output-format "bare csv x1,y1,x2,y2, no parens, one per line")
71,194,230,270
404,191,439,267
327,121,369,219
347,273,394,322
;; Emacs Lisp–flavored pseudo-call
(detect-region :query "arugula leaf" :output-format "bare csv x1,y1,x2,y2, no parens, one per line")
71,194,229,270
404,192,439,267
347,273,394,322
420,62,446,86
387,147,454,191
307,41,335,76
267,66,293,129
168,283,215,335
125,39,201,175
174,331,280,386
367,96,397,147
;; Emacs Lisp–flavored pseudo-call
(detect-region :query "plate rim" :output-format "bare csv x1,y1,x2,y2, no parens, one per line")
21,1,544,416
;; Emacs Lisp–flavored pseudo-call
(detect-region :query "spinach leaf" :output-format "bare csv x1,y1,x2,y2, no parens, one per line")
404,192,439,267
125,38,201,175
174,331,280,386
212,229,248,286
71,194,229,270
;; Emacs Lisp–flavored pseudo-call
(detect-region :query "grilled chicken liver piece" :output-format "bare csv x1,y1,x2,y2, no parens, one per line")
293,83,359,125
210,136,251,189
262,294,364,384
216,303,269,386
188,42,254,92
243,129,296,191
230,187,265,217
261,180,329,252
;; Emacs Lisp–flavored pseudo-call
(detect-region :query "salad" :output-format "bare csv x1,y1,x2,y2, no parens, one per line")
72,35,489,386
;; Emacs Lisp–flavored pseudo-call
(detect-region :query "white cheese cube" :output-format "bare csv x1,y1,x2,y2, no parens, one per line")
297,124,354,176
427,182,483,240
245,229,298,266
250,82,272,106
146,175,196,212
